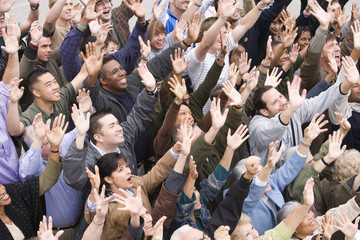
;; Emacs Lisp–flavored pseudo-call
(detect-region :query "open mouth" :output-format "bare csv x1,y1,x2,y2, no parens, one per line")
127,176,132,184
53,91,60,97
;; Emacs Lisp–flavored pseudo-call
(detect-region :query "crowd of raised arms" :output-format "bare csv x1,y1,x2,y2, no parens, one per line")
1,0,360,239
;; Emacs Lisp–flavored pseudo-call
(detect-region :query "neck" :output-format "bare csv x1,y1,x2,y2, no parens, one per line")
169,4,184,20
189,212,196,223
95,142,118,154
35,98,54,113
0,206,6,219
56,18,71,27
102,86,126,95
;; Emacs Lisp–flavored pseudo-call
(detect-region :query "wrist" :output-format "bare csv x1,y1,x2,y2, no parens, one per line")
301,137,312,146
30,3,40,10
137,17,146,24
257,1,267,9
79,19,89,31
323,155,333,164
93,215,105,225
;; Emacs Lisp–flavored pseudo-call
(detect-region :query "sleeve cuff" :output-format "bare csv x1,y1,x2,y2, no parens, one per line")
254,176,268,187
170,148,180,159
87,195,97,212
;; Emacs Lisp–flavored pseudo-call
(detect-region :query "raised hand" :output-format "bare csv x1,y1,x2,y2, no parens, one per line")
219,0,239,18
1,14,20,54
80,42,104,78
138,63,156,92
326,130,346,162
77,89,93,113
123,0,145,21
282,24,298,48
267,141,285,168
83,0,103,22
178,123,196,155
173,20,187,42
168,75,187,101
243,67,259,92
217,32,227,60
210,97,229,130
171,48,190,75
303,113,328,142
342,56,360,84
334,212,360,239
71,104,90,136
335,6,349,31
350,3,359,24
186,11,201,44
94,185,115,222
37,216,64,240
287,75,306,110
86,165,100,191
244,156,262,180
351,20,360,53
189,156,198,180
335,112,351,135
0,0,16,14
71,2,83,25
152,216,167,240
265,67,283,87
152,0,165,20
46,114,69,148
222,81,242,106
228,63,240,87
89,20,101,36
139,36,151,59
214,225,230,240
29,21,43,46
96,22,112,46
309,0,332,30
226,124,249,151
8,78,24,103
238,52,251,76
280,9,296,30
33,113,49,142
321,214,334,240
116,186,143,216
303,177,315,206
289,43,299,64
265,36,274,61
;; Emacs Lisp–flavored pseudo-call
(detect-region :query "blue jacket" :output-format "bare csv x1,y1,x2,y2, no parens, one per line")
242,150,307,235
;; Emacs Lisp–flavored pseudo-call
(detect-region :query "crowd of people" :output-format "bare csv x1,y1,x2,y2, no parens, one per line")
0,0,360,238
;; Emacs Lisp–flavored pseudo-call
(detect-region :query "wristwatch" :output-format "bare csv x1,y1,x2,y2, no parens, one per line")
30,3,40,10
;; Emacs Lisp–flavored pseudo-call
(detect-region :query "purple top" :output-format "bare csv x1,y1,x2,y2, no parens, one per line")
0,81,20,184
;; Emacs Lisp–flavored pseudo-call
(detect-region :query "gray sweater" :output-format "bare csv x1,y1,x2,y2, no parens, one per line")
248,81,347,167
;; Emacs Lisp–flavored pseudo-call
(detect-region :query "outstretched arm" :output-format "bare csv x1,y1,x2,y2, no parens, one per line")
7,78,25,136
43,0,66,34
20,0,39,34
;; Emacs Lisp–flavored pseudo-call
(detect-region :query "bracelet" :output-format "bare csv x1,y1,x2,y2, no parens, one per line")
233,104,244,109
300,140,310,147
193,1,201,7
256,3,266,11
93,218,105,225
30,3,40,10
138,20,147,25
77,23,87,30
216,55,225,62
182,40,191,47
140,56,148,61
261,60,270,68
50,149,59,153
146,87,158,96
321,157,330,167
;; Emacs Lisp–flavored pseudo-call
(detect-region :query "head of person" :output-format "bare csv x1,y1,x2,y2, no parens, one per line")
170,225,210,240
295,26,312,51
28,68,60,102
88,109,125,148
229,45,246,66
349,83,360,103
95,0,112,22
37,37,52,63
277,201,317,239
269,14,283,38
197,17,228,51
271,41,290,67
253,86,288,118
150,21,166,51
321,33,341,68
104,36,118,55
333,149,360,181
231,213,259,240
0,14,5,38
0,184,11,206
169,0,189,14
99,56,127,94
49,0,73,21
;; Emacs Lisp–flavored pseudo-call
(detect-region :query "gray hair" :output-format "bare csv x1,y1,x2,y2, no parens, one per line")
277,201,301,224
233,158,247,180
170,225,194,240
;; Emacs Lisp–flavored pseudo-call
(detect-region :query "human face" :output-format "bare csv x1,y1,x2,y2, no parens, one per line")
37,37,52,63
296,31,311,51
173,0,190,12
278,49,290,66
96,0,112,22
96,114,125,146
0,185,11,206
0,15,5,38
150,32,166,51
175,104,194,127
269,18,283,37
295,210,318,237
101,60,127,94
194,189,202,210
60,0,73,21
106,41,118,54
33,73,61,102
233,223,259,240
349,83,360,103
322,39,341,67
260,88,288,118
140,207,154,236
108,160,133,190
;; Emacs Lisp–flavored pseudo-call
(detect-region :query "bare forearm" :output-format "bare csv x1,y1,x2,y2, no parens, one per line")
7,102,24,136
297,137,311,156
173,153,188,174
180,4,199,22
257,164,272,182
204,126,220,144
83,216,105,240
2,53,19,85
44,0,66,33
220,146,234,171
279,106,297,125
183,176,196,199
75,133,86,150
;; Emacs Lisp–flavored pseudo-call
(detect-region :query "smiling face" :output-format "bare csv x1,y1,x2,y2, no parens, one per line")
211,26,228,51
150,32,166,51
32,72,61,102
60,0,73,21
140,207,154,236
295,210,318,237
100,59,127,94
232,223,259,240
260,88,288,118
269,17,283,37
95,114,125,147
175,104,194,127
296,31,311,51
95,0,112,22
0,185,11,206
278,49,290,66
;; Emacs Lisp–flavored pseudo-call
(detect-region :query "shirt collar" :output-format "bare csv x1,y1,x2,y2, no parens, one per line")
90,141,121,156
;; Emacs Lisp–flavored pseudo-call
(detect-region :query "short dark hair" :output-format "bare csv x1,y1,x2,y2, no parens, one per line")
27,67,51,92
295,26,312,42
325,33,337,44
99,56,117,79
253,85,274,111
88,109,113,144
197,17,217,43
97,152,127,195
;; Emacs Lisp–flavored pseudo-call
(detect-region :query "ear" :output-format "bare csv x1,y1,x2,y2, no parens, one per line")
104,176,113,185
93,133,103,144
32,88,41,98
259,108,269,117
99,77,106,86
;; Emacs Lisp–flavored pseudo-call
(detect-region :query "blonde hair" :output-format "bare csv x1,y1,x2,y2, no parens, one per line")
106,202,130,240
231,213,252,240
333,149,360,181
